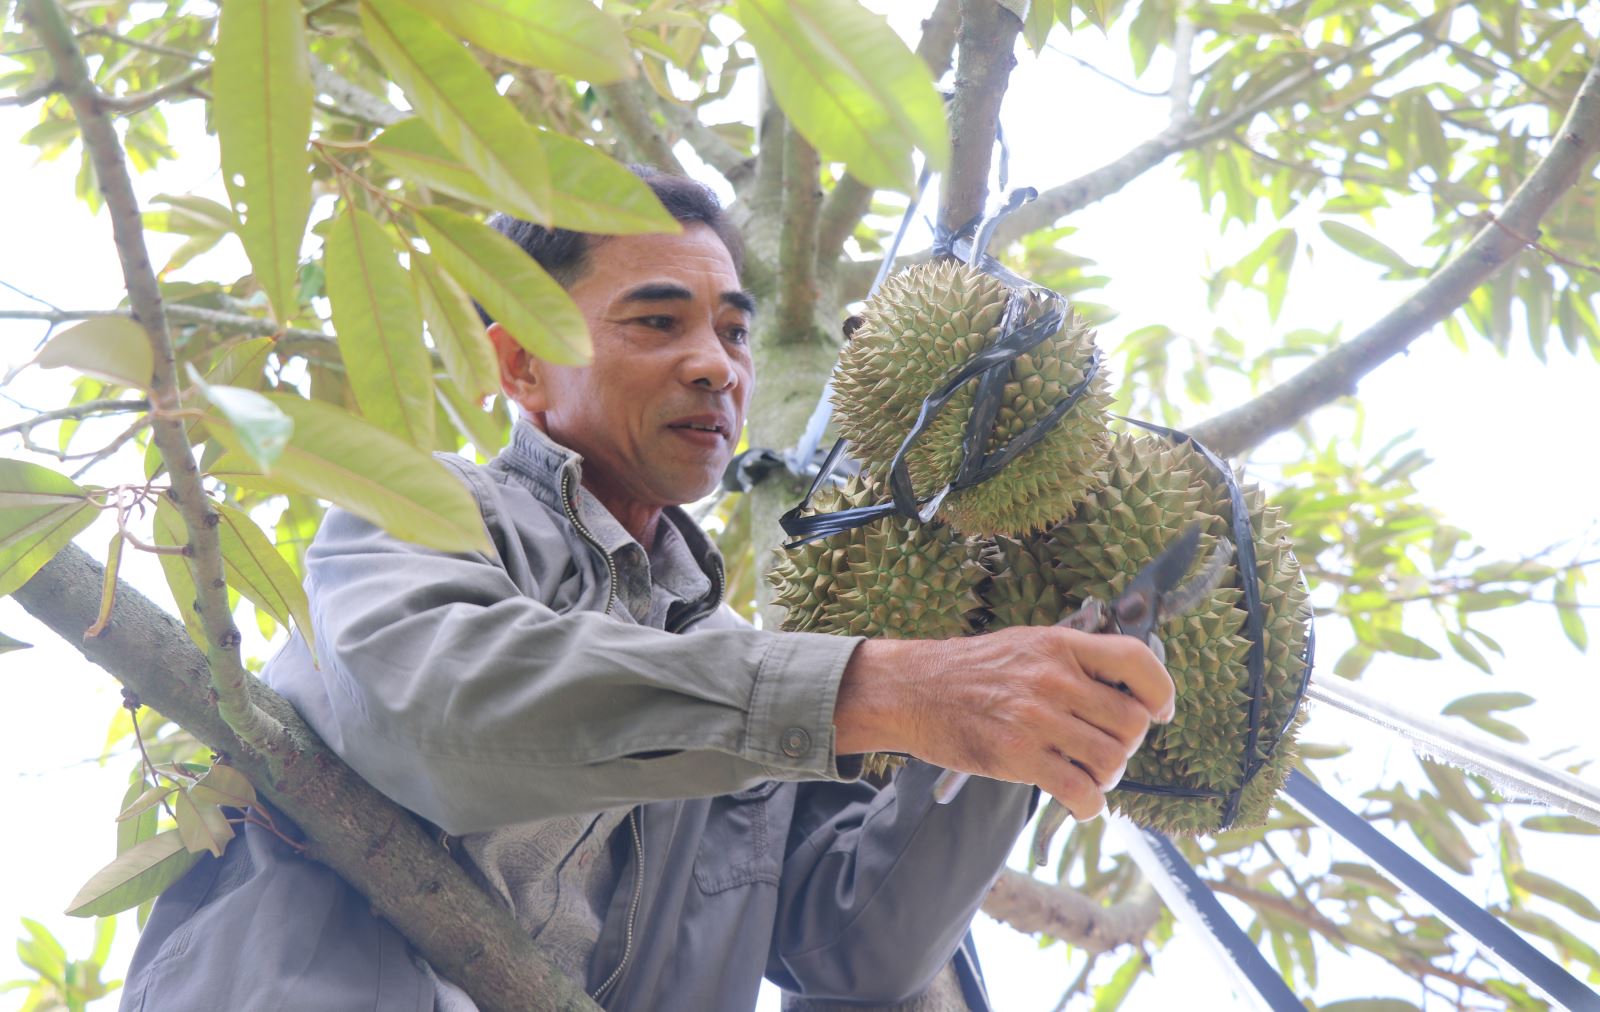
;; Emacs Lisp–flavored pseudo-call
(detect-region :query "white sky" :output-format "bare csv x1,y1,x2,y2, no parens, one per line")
2,9,1598,1011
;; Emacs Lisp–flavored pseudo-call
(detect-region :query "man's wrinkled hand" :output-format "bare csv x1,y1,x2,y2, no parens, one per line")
835,626,1175,820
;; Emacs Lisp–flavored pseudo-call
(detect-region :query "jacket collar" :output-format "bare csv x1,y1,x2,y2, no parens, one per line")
496,418,724,617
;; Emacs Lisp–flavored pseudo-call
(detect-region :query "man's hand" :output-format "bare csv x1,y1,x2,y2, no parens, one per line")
834,627,1175,820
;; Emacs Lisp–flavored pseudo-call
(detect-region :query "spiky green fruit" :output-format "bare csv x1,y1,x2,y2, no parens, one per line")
982,433,1312,836
769,474,990,778
831,259,1114,536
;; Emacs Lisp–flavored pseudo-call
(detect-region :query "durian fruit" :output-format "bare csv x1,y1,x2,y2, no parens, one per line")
768,474,991,777
831,259,1114,536
982,433,1312,836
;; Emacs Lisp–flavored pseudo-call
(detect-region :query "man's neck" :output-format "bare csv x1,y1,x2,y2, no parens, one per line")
581,477,664,550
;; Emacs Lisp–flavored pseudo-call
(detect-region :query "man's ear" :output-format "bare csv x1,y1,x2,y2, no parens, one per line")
487,321,550,414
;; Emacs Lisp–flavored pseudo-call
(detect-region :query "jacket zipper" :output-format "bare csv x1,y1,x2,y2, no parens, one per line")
590,809,645,1003
561,471,618,616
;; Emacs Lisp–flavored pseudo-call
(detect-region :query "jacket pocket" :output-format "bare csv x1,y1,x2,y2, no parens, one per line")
694,781,784,894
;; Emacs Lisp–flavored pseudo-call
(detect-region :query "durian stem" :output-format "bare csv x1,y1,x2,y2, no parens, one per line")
1190,46,1600,457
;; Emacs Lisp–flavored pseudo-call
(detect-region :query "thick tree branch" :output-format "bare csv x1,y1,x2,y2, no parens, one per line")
24,0,283,752
659,100,756,192
814,0,960,272
1190,48,1600,457
939,0,1022,230
980,868,1162,953
775,125,823,345
594,76,688,175
12,547,598,1012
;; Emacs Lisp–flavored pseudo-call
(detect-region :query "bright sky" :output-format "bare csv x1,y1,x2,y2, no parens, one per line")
2,9,1598,1012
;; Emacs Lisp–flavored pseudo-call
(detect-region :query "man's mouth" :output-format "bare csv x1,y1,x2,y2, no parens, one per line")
666,414,731,440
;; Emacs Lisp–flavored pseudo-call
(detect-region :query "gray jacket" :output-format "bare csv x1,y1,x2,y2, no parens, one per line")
120,421,1034,1011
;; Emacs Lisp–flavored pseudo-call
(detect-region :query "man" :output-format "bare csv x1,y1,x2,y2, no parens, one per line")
121,169,1172,1011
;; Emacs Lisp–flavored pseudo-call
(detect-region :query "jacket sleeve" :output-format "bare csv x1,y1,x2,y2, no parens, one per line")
277,504,862,836
765,761,1036,1003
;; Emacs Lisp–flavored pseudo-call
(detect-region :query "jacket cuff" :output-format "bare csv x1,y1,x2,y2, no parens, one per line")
746,631,864,780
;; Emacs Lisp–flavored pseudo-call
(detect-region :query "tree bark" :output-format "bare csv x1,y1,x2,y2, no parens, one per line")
939,0,1022,230
12,546,599,1012
980,869,1162,953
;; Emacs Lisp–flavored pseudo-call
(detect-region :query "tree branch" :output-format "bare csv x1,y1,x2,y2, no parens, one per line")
0,306,337,358
775,125,822,345
981,868,1162,953
814,0,960,272
659,99,756,192
310,62,402,127
0,398,149,438
11,547,598,1012
594,76,688,175
939,0,1022,230
1190,47,1600,457
0,78,60,106
24,0,281,752
97,65,210,114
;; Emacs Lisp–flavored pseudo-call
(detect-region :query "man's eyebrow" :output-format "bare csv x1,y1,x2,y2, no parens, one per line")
722,290,757,316
618,282,693,304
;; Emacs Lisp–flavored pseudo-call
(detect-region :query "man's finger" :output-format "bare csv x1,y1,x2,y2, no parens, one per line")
1068,677,1153,751
1038,751,1105,822
1059,629,1176,722
1043,718,1129,791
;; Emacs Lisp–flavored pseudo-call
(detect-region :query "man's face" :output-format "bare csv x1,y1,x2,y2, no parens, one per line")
492,223,755,514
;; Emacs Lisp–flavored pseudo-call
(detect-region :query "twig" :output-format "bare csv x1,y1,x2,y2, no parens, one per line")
1045,42,1167,99
1480,211,1600,278
0,79,60,106
0,279,63,310
0,398,149,437
0,307,336,353
22,0,283,753
310,62,401,127
1190,47,1600,456
77,24,211,65
658,98,755,191
1232,136,1410,192
939,0,1023,230
97,65,210,114
1049,954,1100,1012
1168,18,1196,126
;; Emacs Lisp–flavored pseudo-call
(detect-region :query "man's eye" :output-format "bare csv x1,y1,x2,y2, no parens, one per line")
635,315,676,331
725,325,750,345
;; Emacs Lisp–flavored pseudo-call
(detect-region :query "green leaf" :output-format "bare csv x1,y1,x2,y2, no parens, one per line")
360,0,552,223
1521,815,1600,835
391,0,633,84
1023,0,1055,53
1320,221,1415,274
0,459,97,598
151,496,206,648
370,117,497,207
213,502,315,658
34,317,154,388
116,780,165,857
535,131,681,235
414,206,589,365
325,203,434,447
208,394,490,553
192,375,294,470
1441,691,1535,717
173,786,235,857
1513,869,1600,921
187,764,258,809
0,630,30,653
1555,570,1587,652
1444,630,1492,674
17,917,66,980
1091,948,1146,1010
374,119,679,236
733,0,949,192
436,376,507,455
412,250,499,401
65,830,199,917
1372,628,1440,660
214,0,314,323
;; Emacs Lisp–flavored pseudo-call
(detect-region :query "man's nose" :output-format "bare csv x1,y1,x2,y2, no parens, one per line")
684,326,738,391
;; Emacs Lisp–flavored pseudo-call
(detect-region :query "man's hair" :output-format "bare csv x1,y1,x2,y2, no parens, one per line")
476,166,743,325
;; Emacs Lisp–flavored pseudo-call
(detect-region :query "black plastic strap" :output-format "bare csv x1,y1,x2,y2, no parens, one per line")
1141,829,1305,1009
1286,772,1600,1010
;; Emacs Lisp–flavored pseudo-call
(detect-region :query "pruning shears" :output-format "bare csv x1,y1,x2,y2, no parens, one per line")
931,523,1235,807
